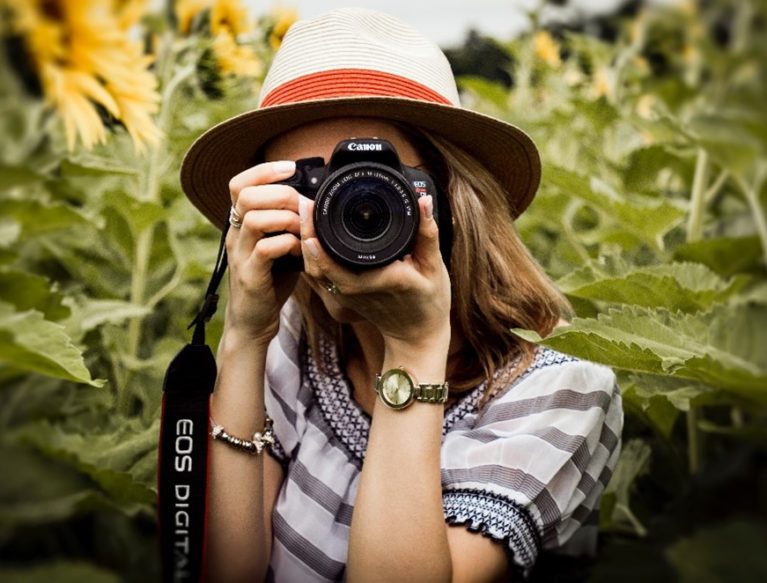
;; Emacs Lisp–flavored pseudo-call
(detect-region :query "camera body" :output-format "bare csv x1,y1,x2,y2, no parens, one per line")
272,138,452,272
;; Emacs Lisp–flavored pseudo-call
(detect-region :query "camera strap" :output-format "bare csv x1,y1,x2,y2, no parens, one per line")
158,219,229,583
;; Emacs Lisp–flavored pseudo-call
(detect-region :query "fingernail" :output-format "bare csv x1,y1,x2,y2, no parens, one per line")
304,239,319,259
273,160,296,175
424,195,434,220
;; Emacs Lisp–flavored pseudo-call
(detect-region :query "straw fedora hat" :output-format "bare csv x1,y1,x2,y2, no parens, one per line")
180,7,541,231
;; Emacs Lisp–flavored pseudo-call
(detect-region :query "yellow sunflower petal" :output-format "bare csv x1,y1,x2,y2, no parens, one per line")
211,0,251,37
117,0,149,30
175,0,212,35
42,65,108,151
213,31,261,77
534,30,561,68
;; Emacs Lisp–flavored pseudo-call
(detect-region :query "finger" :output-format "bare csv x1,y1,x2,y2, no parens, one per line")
298,195,317,241
229,160,296,202
411,195,442,272
236,209,301,259
248,233,302,278
298,197,364,292
236,184,300,213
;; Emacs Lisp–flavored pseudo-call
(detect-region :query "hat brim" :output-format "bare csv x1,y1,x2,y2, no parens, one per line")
180,96,540,231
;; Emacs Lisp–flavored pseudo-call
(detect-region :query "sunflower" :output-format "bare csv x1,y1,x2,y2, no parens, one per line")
269,6,298,51
176,0,211,34
176,0,262,77
533,30,561,69
3,0,162,152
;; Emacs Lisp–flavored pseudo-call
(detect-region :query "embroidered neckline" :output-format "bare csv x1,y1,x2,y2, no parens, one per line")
307,336,578,464
308,334,488,463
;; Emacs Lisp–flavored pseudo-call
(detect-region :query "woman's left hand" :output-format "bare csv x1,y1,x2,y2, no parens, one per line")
299,194,451,353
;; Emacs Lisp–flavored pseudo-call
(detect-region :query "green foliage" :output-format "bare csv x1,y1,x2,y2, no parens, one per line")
513,303,767,403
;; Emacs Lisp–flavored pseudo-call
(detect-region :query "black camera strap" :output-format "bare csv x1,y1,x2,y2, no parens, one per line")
158,219,229,583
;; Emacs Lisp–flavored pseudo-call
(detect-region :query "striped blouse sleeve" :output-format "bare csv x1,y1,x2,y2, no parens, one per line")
263,298,308,468
440,348,623,579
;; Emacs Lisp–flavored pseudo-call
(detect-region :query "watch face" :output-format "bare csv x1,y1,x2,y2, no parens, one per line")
379,369,414,409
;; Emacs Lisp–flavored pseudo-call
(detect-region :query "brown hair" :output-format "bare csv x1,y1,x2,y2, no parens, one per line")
294,125,571,409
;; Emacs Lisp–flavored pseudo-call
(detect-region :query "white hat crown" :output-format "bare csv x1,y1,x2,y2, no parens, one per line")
259,8,461,108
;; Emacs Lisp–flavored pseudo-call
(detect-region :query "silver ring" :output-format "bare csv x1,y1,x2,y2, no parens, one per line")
323,280,339,295
229,205,243,229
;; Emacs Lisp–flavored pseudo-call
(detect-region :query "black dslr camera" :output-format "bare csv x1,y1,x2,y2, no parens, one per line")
273,138,452,271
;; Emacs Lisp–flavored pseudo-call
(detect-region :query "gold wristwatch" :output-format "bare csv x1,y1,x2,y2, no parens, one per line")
375,367,449,410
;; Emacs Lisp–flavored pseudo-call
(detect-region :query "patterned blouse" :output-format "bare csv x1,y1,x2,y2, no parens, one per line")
263,299,623,582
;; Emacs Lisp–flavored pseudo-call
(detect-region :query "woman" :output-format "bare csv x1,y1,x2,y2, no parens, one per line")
180,8,623,583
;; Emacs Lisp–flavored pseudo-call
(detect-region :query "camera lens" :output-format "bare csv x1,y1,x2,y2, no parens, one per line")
314,163,419,269
342,182,392,241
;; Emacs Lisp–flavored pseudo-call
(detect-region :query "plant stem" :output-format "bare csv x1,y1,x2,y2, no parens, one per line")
736,168,767,272
731,0,752,55
119,226,154,414
684,148,709,474
117,34,190,415
704,169,728,203
687,148,709,243
686,407,701,475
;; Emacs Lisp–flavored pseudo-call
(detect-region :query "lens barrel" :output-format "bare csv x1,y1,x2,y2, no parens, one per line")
314,162,419,269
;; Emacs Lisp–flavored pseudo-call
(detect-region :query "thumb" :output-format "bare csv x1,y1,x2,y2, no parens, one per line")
412,195,442,270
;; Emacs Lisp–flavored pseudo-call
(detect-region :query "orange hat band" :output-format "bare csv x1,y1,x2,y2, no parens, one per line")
260,68,454,108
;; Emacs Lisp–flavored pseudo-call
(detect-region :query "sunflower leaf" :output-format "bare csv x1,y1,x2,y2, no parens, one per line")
0,267,70,321
556,256,748,311
0,199,93,237
673,236,764,277
0,301,105,387
17,418,159,503
512,304,767,404
544,164,686,250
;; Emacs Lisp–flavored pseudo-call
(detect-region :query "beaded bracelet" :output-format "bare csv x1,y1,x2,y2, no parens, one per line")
210,415,275,455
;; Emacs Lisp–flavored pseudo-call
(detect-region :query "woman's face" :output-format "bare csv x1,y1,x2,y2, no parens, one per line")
263,117,426,324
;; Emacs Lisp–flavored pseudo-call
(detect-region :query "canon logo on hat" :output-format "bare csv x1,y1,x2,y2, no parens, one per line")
347,142,383,152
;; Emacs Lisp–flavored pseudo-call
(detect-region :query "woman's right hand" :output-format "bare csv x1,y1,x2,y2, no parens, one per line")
224,160,302,347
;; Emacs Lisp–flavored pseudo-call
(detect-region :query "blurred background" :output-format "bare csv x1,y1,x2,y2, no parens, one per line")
0,0,765,581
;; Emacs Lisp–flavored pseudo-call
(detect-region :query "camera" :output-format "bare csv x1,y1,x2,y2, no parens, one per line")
272,138,452,271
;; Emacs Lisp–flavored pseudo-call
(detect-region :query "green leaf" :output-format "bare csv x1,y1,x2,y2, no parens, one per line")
456,76,510,110
17,419,159,505
556,256,747,312
102,189,167,236
622,382,681,439
544,164,686,250
673,236,764,277
0,218,21,247
0,199,93,237
620,374,731,439
599,438,652,534
0,164,45,190
40,238,131,298
622,144,692,193
60,296,150,342
512,304,767,404
666,520,767,583
0,219,20,264
60,155,139,177
689,112,764,178
0,444,123,528
0,267,70,321
0,301,105,387
0,562,120,583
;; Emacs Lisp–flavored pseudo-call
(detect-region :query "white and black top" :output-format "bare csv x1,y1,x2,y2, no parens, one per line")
263,300,623,582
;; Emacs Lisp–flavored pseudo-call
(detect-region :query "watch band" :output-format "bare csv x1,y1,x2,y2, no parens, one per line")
413,383,449,404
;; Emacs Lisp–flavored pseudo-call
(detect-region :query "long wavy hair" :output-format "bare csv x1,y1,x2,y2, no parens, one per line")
292,123,571,408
